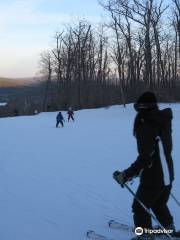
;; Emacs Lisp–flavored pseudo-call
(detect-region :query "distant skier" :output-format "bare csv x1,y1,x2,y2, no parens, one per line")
67,107,74,122
113,92,176,240
56,111,64,128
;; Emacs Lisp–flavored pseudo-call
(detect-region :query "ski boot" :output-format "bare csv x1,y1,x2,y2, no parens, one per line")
154,223,176,232
153,222,176,237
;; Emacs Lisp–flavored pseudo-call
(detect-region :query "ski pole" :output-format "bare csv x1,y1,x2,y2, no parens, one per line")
171,192,180,207
123,183,173,240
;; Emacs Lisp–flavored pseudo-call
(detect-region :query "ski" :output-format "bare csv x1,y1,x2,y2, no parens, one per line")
86,230,115,240
86,230,180,240
108,220,180,240
86,220,180,240
108,220,133,232
130,237,180,240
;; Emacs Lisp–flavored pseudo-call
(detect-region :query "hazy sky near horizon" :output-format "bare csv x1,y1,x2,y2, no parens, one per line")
0,0,103,78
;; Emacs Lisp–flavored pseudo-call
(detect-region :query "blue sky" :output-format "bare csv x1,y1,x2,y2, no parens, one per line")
0,0,104,78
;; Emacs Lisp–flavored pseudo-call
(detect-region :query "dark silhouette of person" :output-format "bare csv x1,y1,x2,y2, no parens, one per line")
56,112,65,127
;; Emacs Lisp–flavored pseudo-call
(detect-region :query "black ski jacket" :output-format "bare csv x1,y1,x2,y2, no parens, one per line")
124,108,174,186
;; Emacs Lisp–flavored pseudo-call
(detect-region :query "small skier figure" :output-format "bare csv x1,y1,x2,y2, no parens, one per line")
67,107,74,122
113,92,176,240
56,111,64,128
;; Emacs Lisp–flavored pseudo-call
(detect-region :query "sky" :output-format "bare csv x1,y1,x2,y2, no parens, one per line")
0,0,104,78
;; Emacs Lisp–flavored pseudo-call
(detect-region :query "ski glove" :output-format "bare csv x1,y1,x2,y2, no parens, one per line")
113,171,126,188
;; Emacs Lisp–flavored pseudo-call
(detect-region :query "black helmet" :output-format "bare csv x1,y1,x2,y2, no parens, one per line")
134,91,158,112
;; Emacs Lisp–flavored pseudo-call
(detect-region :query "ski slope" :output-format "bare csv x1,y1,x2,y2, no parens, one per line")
0,104,180,240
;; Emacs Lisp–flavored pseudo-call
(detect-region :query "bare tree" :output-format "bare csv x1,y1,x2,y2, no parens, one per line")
40,51,53,111
173,0,180,57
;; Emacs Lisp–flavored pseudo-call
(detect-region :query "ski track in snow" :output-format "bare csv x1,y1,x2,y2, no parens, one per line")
0,104,179,240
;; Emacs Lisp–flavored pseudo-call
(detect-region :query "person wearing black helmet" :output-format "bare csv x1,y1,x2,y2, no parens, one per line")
113,92,175,240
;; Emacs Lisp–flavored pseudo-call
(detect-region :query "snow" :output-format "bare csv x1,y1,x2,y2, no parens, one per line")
0,104,179,240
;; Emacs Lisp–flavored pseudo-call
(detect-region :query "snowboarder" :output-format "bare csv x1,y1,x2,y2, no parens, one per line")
67,107,74,122
56,111,64,127
113,92,175,240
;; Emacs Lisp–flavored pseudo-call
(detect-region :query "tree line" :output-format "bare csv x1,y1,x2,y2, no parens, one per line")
40,0,180,111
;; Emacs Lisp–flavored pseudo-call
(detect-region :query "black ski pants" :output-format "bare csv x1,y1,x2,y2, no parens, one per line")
56,120,64,127
132,184,173,229
68,114,74,121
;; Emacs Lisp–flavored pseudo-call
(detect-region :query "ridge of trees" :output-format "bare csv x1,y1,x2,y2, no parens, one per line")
41,0,180,110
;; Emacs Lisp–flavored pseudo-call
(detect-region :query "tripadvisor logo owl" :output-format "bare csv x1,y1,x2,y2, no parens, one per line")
135,227,144,236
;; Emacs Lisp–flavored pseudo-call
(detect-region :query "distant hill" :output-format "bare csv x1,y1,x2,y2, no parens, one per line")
0,77,40,88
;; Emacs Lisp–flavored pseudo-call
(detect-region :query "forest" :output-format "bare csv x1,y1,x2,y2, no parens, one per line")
39,0,180,110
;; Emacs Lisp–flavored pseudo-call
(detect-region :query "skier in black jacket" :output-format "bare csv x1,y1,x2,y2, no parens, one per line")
56,112,65,127
113,92,175,239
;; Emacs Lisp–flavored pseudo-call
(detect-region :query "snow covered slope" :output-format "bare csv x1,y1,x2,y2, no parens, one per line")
0,104,179,240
